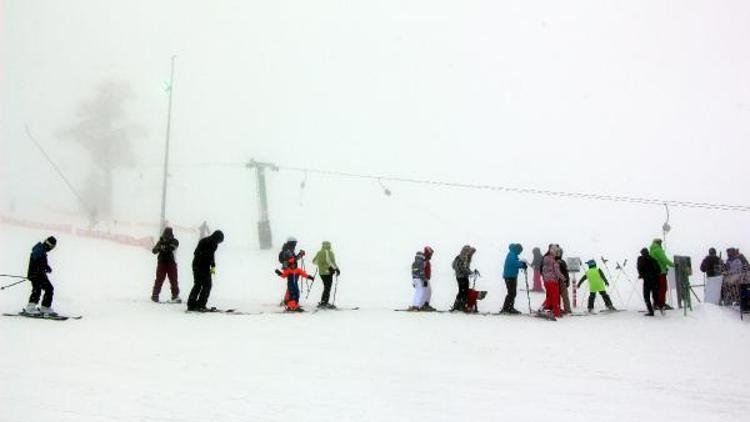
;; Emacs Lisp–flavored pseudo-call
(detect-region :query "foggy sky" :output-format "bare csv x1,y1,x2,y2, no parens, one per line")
2,0,749,260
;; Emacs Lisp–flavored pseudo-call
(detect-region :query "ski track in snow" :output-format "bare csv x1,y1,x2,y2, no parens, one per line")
2,226,750,422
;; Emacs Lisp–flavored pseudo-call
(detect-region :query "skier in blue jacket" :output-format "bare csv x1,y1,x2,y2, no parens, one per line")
500,243,527,314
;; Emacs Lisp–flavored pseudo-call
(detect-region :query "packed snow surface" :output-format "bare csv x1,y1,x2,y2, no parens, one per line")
2,225,749,422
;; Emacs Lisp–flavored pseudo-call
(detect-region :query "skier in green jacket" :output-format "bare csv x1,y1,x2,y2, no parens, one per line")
649,238,674,312
577,260,616,313
312,241,340,309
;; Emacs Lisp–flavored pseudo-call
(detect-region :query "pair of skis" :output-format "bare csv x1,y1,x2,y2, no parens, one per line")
3,311,82,321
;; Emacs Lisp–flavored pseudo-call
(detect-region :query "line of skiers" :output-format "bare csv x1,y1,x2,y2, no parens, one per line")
14,231,711,318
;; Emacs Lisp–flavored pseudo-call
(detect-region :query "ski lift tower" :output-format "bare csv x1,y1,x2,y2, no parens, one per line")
246,159,278,250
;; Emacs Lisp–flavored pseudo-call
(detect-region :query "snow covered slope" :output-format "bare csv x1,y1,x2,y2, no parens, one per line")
2,224,749,422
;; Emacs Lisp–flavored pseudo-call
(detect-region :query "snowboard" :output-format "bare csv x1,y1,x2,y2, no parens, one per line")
3,311,82,321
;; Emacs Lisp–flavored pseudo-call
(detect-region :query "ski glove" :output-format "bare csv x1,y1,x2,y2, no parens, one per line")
307,275,314,281
473,269,481,277
423,280,428,287
335,268,341,276
45,266,52,273
210,266,216,275
275,269,282,276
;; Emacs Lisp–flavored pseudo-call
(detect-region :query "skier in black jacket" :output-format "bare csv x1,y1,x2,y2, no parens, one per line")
637,247,661,316
24,236,57,316
187,230,224,311
699,248,723,278
151,227,180,303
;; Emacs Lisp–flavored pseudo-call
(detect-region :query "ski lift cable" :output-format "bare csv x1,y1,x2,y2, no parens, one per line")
274,165,750,213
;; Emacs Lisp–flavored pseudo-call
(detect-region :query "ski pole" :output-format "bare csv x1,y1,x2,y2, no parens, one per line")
523,268,532,315
1,278,28,290
0,274,28,279
304,269,318,300
332,274,339,306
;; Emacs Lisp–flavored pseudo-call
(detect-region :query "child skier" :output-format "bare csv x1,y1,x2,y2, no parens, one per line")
23,236,57,316
530,247,544,292
312,241,340,309
501,243,527,314
187,230,224,312
540,244,565,318
278,236,306,305
451,245,477,312
577,260,617,313
409,247,435,311
151,227,181,303
275,257,315,312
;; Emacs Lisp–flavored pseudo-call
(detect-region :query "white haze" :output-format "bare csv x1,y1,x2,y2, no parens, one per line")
2,0,750,265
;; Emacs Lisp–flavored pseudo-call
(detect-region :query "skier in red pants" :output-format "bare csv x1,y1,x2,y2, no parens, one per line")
540,244,565,318
151,227,181,303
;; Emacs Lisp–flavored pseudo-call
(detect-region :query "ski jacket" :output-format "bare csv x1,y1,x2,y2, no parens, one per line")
579,267,608,292
649,241,674,274
193,233,221,270
637,250,661,285
27,242,52,279
726,254,748,274
152,228,179,264
541,253,564,283
312,242,338,276
412,252,426,280
558,258,570,287
503,243,526,279
277,267,311,283
699,254,723,277
530,248,543,271
452,245,476,278
279,240,304,269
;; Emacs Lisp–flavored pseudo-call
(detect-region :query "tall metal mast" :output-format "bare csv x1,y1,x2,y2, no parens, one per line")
159,55,176,232
246,159,278,249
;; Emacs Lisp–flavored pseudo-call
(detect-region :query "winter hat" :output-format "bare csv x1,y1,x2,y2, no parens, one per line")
213,230,224,243
44,236,57,249
640,248,649,256
709,248,716,256
423,246,434,258
286,236,297,243
586,259,596,267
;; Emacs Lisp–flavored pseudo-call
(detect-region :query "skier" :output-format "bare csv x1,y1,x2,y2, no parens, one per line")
312,241,341,309
540,244,565,318
275,256,314,312
187,230,224,312
556,248,573,314
500,243,527,314
409,247,435,311
451,245,477,312
23,236,57,316
637,248,661,316
577,260,616,313
530,247,544,292
649,238,674,312
278,237,306,305
699,248,723,278
150,227,180,303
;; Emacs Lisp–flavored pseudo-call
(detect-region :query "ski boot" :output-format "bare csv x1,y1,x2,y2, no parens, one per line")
39,306,58,317
508,308,522,315
23,303,40,316
151,295,159,303
420,303,436,312
169,296,182,304
407,306,421,312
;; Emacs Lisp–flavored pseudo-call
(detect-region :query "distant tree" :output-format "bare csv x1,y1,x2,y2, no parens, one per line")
61,81,144,224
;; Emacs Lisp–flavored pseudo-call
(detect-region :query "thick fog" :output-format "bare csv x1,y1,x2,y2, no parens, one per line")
2,0,749,265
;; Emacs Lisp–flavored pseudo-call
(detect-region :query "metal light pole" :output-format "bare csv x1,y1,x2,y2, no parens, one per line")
159,55,176,233
246,159,278,249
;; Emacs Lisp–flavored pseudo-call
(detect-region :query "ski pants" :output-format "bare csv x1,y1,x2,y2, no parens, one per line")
656,273,668,308
287,276,300,303
320,274,333,304
454,276,469,310
28,275,54,308
643,280,658,314
543,281,561,317
532,269,544,291
152,262,179,299
502,277,517,311
187,268,212,310
587,291,613,310
560,283,571,313
413,278,431,308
